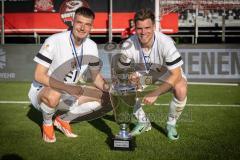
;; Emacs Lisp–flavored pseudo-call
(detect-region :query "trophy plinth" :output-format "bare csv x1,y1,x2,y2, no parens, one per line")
112,124,135,150
110,84,136,151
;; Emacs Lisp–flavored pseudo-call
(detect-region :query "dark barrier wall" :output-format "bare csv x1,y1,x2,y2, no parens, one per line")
0,44,239,83
0,45,39,81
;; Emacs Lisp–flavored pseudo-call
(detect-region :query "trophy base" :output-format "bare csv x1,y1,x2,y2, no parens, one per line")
111,137,135,151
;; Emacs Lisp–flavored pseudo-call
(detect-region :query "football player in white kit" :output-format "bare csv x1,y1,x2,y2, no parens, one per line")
28,7,110,143
118,8,187,140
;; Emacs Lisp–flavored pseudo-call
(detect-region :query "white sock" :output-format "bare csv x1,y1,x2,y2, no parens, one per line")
70,101,101,114
133,98,149,123
167,97,187,126
40,103,56,125
167,116,177,126
60,101,101,122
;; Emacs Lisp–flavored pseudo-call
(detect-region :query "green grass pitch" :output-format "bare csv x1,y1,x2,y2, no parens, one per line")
0,82,240,160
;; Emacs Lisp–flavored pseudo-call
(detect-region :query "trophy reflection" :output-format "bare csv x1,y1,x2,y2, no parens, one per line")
110,54,136,150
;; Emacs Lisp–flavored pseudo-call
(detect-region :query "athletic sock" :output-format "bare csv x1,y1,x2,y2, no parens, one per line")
167,97,187,125
133,98,150,123
60,101,101,122
40,103,56,125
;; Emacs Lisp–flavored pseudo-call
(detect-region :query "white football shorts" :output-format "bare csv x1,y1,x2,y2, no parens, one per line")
28,80,44,111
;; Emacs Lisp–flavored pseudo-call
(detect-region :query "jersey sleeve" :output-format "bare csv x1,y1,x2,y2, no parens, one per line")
163,40,183,70
88,42,101,70
33,37,55,68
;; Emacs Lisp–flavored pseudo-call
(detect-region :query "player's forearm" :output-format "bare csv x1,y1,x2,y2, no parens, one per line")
34,64,69,92
90,69,110,92
34,74,68,93
48,77,70,92
153,81,173,97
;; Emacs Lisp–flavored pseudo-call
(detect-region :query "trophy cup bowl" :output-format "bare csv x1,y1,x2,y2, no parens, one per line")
110,83,136,150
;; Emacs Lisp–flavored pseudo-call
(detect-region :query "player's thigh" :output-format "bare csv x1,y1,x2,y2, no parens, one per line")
38,87,62,108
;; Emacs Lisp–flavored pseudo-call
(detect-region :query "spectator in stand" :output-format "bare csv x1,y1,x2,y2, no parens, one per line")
121,19,136,39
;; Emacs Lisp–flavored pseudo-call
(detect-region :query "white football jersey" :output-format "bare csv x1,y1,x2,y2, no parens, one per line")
120,31,183,71
33,30,100,82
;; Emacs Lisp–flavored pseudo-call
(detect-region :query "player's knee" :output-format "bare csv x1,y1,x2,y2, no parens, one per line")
47,96,60,108
41,91,61,108
174,83,187,101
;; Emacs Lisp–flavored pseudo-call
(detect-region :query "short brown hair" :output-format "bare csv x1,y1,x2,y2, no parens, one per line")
134,8,155,24
75,7,95,20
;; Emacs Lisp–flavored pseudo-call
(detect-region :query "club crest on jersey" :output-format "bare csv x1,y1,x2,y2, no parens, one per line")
42,44,50,52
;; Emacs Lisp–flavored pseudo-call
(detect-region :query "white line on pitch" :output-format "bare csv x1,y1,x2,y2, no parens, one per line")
0,101,30,104
187,82,239,86
153,103,240,107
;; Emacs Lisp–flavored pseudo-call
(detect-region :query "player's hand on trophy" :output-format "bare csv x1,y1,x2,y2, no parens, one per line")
142,91,159,105
102,83,110,92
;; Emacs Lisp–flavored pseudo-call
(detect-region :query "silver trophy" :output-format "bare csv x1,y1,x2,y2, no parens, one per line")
109,54,136,150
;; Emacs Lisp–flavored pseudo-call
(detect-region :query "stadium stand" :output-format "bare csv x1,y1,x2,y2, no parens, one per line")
0,0,240,44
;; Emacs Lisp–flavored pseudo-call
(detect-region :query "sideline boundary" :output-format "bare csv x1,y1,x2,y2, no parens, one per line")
187,82,239,86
